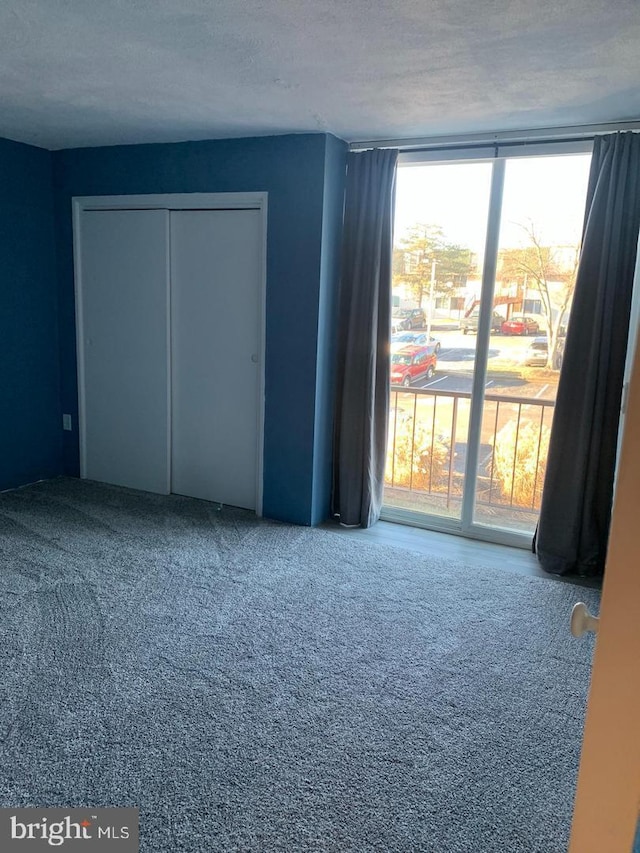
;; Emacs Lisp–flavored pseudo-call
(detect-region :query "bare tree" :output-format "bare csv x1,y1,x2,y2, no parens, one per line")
499,220,579,368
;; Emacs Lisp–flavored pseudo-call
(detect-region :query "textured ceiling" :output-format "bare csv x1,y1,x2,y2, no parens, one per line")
1,0,640,150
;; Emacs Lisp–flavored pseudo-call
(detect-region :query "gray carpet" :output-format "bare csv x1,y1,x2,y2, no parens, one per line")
0,478,600,852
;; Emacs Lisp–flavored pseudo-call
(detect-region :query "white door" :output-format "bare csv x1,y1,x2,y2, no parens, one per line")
170,209,262,509
78,209,170,493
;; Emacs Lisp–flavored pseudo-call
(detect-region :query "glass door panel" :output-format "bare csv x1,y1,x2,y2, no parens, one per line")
473,154,592,533
384,161,492,521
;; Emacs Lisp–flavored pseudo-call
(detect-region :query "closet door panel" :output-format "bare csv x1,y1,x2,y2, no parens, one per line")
170,209,261,509
78,209,170,493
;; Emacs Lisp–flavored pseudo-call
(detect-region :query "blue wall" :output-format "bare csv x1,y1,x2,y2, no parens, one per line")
0,137,61,491
52,133,346,524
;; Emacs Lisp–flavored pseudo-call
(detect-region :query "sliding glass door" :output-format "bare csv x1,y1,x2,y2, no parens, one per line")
386,160,493,523
384,147,592,545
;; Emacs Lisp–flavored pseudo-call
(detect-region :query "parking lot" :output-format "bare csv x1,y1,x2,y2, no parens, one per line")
407,326,558,401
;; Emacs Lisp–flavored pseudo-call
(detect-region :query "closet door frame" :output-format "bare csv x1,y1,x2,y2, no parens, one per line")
72,192,268,515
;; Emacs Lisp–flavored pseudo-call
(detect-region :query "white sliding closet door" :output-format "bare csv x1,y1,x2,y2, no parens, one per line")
170,209,262,509
78,209,170,493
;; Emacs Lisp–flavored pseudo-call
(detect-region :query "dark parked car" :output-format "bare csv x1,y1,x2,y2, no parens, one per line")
501,315,540,336
392,307,426,330
460,310,503,334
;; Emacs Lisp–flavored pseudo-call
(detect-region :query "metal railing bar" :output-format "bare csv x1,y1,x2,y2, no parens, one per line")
429,396,437,493
447,396,459,509
488,400,500,506
475,497,539,515
532,403,546,511
385,486,541,517
409,392,418,491
509,403,523,507
389,384,556,407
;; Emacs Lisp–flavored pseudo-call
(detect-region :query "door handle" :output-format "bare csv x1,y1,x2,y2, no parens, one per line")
570,602,600,638
251,353,259,363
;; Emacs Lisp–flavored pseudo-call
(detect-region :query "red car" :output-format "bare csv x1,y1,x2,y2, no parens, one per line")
390,344,437,387
501,315,540,336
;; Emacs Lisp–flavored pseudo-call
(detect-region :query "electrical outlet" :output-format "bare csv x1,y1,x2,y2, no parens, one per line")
62,414,72,431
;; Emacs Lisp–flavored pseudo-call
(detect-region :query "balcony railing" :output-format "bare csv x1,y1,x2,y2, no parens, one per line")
386,385,555,521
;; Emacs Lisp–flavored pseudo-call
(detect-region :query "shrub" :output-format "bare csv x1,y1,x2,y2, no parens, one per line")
386,416,450,492
492,419,550,510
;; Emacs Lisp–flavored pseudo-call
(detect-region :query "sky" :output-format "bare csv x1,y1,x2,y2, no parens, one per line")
394,154,592,262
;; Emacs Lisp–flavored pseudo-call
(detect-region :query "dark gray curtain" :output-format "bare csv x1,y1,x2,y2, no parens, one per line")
332,148,398,528
535,132,640,577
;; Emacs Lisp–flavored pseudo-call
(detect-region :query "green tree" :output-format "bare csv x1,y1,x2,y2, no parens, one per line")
499,221,579,368
393,224,474,308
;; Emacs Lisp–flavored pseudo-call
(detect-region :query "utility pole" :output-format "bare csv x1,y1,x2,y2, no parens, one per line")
426,257,436,340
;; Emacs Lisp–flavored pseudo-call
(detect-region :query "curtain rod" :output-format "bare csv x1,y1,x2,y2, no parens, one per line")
348,119,640,152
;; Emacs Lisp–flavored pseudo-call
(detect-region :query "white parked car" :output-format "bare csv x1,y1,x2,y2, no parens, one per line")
525,336,565,369
391,331,441,353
